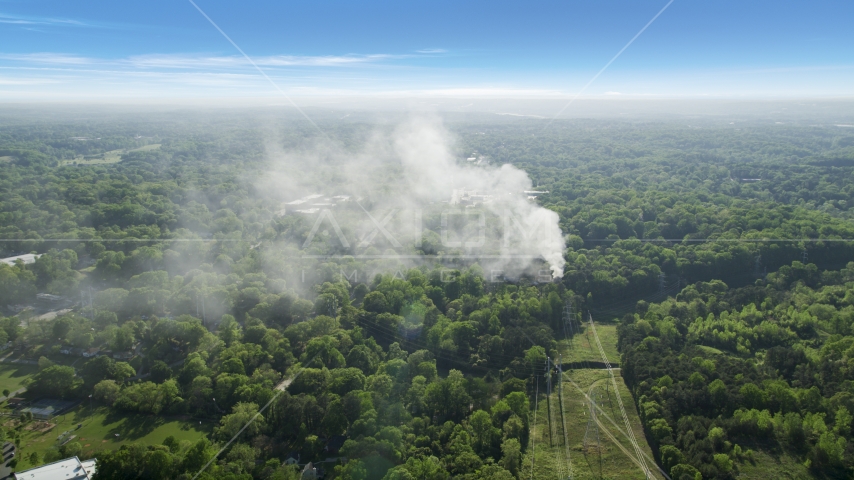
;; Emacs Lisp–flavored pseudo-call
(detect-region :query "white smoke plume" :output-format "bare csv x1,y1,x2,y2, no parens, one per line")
260,116,565,279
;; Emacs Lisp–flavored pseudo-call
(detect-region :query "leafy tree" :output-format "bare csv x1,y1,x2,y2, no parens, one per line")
499,438,521,475
94,380,121,406
217,402,265,440
150,361,173,383
30,365,76,396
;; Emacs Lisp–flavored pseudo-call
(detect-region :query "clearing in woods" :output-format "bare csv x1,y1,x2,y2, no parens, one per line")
60,143,161,166
558,322,620,366
14,405,212,470
521,321,663,479
0,363,37,395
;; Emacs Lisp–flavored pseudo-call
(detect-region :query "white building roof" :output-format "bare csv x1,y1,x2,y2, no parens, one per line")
0,254,41,267
80,459,96,478
14,456,96,480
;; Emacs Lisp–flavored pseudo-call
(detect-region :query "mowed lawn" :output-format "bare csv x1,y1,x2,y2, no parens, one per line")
17,405,213,469
0,363,37,394
558,322,621,366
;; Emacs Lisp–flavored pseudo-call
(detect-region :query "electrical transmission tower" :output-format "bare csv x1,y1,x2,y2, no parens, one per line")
581,388,603,479
563,301,575,349
583,389,600,451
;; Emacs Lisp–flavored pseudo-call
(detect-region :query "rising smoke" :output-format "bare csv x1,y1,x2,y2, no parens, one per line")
260,116,565,279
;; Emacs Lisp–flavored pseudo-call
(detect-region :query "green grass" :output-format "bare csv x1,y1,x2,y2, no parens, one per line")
524,320,662,479
734,445,811,480
59,144,161,166
133,144,161,152
558,323,621,365
697,345,724,355
0,156,14,163
0,363,37,395
16,405,212,469
521,368,663,480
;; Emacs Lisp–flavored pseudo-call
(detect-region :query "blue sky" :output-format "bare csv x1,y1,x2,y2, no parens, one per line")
1,0,853,100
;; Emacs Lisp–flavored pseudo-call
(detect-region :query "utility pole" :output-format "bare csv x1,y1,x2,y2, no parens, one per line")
558,356,572,480
201,294,207,327
531,373,539,480
546,357,552,447
594,390,602,479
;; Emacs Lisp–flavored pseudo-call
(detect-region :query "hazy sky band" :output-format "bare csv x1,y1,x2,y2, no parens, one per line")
0,0,852,99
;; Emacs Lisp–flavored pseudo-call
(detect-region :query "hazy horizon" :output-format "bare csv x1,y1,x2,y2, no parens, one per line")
2,0,853,102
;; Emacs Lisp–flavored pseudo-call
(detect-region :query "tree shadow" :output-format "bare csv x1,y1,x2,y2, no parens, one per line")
98,409,170,441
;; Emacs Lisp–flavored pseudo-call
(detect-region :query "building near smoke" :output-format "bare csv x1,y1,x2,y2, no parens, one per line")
14,456,96,480
450,189,493,207
278,194,352,216
0,254,41,267
524,190,549,201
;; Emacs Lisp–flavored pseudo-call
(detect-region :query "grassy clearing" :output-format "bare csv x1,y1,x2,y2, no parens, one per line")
521,368,662,480
558,323,621,365
59,144,161,166
697,345,724,355
0,363,37,394
133,144,161,152
15,405,212,469
734,445,811,480
0,156,14,163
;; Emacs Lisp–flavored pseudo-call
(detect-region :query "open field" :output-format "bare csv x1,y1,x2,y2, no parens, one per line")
521,368,662,480
15,405,212,470
0,363,37,394
60,144,161,166
558,323,621,366
734,445,811,480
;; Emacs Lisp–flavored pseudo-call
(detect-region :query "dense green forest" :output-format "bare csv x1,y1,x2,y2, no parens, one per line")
1,108,854,479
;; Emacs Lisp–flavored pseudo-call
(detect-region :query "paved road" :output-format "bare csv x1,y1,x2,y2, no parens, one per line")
0,354,37,366
0,388,26,403
275,378,292,391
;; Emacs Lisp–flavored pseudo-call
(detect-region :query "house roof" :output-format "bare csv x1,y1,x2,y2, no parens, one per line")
14,456,96,480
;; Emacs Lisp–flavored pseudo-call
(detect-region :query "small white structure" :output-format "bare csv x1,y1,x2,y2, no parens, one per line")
0,254,41,267
301,462,317,480
36,294,63,303
14,456,96,480
82,347,100,358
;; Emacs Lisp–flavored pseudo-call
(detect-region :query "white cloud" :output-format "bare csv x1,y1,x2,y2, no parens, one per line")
382,87,565,97
0,53,94,65
126,53,405,68
0,76,59,85
0,13,93,28
0,52,407,69
416,49,447,54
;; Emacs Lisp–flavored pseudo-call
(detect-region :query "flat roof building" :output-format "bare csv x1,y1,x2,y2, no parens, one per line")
0,254,41,267
14,456,96,480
